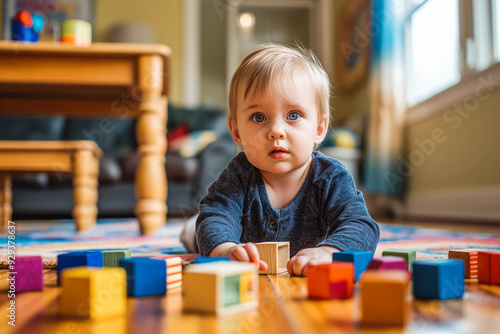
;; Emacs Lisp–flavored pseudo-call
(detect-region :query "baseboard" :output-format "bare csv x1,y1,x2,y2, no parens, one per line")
406,188,500,222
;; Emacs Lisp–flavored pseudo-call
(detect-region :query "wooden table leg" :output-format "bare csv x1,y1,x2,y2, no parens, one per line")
135,55,167,235
0,172,12,229
72,149,99,232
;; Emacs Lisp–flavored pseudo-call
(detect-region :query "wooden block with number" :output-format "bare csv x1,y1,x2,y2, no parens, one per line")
183,262,258,316
478,251,500,285
308,261,354,299
255,242,289,274
448,249,478,278
60,267,126,321
360,270,411,325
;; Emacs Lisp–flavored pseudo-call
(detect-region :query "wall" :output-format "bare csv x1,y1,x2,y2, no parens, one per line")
94,0,183,104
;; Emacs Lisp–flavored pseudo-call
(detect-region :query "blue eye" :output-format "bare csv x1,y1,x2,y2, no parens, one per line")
251,114,266,122
288,112,301,121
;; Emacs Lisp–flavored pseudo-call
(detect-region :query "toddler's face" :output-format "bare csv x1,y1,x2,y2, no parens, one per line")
229,76,327,176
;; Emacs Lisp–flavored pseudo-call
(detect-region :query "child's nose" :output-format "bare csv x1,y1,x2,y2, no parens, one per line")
267,121,286,140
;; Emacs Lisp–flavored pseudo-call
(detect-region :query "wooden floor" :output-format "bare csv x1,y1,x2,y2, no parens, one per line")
1,268,500,334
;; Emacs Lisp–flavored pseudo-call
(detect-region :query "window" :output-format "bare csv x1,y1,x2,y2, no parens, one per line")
405,0,500,107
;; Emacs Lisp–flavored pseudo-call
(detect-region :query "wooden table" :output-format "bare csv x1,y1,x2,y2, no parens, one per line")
1,269,500,334
0,42,170,234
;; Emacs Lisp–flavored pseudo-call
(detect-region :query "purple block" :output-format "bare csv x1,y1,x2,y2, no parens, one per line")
368,256,410,273
14,256,44,292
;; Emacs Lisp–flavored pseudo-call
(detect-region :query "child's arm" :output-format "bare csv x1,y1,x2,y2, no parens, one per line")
211,242,268,271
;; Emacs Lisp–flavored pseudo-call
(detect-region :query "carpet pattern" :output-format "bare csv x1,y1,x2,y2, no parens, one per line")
1,219,499,268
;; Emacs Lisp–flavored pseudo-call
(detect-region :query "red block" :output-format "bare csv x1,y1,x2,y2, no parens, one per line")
478,251,500,285
14,256,44,292
308,262,354,299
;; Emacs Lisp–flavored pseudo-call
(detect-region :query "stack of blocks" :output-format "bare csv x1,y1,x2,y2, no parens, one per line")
360,270,411,325
413,259,465,300
57,251,103,285
478,251,500,285
307,262,354,299
119,258,166,297
332,251,373,281
60,267,126,320
14,256,44,292
255,242,290,274
382,249,417,272
151,255,183,290
183,262,258,316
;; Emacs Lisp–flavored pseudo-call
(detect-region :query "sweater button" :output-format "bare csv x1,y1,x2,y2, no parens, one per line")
269,221,277,230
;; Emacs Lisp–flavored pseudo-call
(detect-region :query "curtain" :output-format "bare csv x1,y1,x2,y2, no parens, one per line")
364,0,407,196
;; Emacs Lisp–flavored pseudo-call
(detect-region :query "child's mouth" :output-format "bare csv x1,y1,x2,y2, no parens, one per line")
269,147,288,159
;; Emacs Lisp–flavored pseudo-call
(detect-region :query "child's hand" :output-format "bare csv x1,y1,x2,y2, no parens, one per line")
287,246,340,276
210,242,268,271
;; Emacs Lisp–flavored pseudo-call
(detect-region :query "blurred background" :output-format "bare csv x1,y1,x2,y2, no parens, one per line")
1,0,499,224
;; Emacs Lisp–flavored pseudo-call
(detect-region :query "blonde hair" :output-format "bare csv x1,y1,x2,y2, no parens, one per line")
229,44,331,128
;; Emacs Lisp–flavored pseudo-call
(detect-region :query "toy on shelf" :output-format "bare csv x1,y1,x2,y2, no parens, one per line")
360,270,411,325
413,259,464,300
61,19,92,47
448,249,478,279
382,249,417,272
255,242,290,275
367,256,410,274
119,258,166,297
11,11,44,42
194,256,231,264
332,251,373,281
307,261,354,299
13,256,44,292
103,250,131,267
151,255,183,291
183,262,258,316
57,251,103,286
478,251,500,285
60,267,126,321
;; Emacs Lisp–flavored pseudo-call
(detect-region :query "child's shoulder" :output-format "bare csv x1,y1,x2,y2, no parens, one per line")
311,151,352,181
224,151,256,175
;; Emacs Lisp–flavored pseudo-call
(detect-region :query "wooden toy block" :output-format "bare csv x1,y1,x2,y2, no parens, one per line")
360,270,411,325
255,242,289,274
448,249,478,278
307,262,354,299
413,259,464,300
102,250,131,267
332,251,373,281
367,256,409,273
119,258,166,297
194,256,231,264
57,251,103,286
151,255,183,290
382,249,417,272
478,251,500,285
14,256,44,292
183,262,258,316
60,267,126,321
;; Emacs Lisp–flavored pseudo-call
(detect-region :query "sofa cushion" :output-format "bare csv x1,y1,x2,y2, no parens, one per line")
0,115,65,140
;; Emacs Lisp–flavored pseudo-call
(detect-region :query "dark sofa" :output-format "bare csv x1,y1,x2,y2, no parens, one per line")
0,104,237,219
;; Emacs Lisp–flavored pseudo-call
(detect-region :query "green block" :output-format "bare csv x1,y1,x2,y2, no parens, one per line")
382,249,417,272
102,250,131,267
223,275,240,307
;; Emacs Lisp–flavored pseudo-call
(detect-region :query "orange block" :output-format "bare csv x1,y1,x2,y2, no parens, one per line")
307,261,354,299
448,249,478,278
478,251,500,285
360,270,411,325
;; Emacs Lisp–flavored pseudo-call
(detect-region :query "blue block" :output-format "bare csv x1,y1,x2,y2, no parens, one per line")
119,258,166,297
413,259,464,300
332,251,373,281
57,251,103,286
194,256,231,264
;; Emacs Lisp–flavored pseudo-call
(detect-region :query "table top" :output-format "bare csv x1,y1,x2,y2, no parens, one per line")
1,269,500,334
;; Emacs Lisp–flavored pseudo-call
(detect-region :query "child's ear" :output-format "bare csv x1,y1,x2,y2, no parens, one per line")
228,118,243,147
314,115,329,145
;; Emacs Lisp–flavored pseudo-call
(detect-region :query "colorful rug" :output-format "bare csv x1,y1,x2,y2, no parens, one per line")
1,219,499,268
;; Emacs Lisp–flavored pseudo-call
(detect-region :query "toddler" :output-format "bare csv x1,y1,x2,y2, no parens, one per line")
187,44,379,276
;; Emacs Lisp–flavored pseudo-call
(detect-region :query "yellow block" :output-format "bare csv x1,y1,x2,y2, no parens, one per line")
60,267,127,321
360,270,410,325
